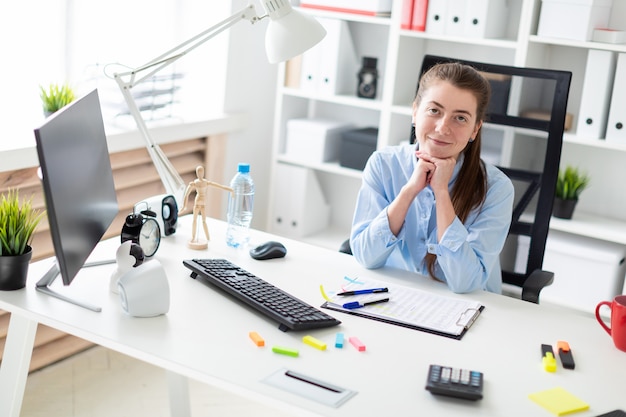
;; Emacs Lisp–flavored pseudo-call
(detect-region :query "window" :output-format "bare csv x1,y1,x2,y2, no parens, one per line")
0,0,229,149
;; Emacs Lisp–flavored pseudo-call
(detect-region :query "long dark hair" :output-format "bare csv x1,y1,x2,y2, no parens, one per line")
415,62,490,278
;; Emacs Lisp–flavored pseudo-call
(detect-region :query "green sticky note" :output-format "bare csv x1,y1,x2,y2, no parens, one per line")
529,387,589,416
272,346,299,357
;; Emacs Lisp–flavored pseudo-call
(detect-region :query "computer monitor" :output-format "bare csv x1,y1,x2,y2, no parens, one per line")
34,89,119,311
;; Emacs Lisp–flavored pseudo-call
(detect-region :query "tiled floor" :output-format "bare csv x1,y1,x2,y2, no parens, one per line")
21,346,293,417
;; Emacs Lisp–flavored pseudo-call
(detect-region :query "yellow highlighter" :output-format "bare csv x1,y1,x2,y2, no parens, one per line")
541,344,557,372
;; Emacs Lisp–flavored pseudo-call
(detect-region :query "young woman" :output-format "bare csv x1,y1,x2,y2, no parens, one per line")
350,62,514,294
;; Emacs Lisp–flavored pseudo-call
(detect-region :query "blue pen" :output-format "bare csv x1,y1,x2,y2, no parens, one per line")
342,297,390,310
337,287,388,296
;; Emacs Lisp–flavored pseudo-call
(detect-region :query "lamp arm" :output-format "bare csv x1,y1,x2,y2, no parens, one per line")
111,3,264,208
115,4,262,88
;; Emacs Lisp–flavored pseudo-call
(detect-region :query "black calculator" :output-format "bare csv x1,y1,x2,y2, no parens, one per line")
425,364,483,401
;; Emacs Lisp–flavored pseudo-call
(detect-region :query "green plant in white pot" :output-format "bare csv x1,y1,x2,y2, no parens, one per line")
40,83,75,116
0,189,45,290
553,165,590,219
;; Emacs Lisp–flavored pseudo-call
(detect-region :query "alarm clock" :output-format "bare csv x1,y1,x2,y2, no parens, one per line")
120,209,161,257
137,194,178,236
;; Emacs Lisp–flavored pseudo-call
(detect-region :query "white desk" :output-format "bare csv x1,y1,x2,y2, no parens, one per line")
1,216,624,416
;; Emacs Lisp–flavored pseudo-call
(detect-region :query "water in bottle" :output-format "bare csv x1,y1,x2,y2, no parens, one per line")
226,163,255,248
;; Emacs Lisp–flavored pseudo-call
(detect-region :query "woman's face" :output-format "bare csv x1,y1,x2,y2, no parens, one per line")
412,80,482,160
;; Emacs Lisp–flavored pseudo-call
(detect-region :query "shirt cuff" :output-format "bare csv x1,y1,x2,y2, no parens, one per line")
428,217,467,254
375,207,401,248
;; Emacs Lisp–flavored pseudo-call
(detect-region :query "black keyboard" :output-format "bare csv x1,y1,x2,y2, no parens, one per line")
182,258,341,331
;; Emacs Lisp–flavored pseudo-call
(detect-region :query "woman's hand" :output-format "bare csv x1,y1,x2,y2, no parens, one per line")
416,150,456,195
416,150,457,240
409,150,435,194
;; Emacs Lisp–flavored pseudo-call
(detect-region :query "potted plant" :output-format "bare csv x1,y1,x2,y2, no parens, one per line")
0,189,45,290
39,83,75,116
553,165,590,219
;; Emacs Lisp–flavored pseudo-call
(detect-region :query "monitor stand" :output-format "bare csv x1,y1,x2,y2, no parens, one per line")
36,259,116,312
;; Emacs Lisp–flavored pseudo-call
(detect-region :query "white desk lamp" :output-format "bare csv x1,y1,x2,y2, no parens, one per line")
113,1,326,207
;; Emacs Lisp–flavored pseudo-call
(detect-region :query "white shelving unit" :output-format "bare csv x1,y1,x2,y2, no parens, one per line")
267,0,626,254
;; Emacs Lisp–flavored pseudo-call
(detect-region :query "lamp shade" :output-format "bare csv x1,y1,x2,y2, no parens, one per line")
263,1,326,63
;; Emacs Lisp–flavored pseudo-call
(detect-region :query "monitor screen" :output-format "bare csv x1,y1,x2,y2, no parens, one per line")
34,89,119,286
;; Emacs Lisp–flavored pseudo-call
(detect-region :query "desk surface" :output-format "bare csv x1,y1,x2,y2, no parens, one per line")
1,216,624,416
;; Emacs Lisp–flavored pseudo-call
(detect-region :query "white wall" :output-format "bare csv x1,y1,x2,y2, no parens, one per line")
222,0,279,231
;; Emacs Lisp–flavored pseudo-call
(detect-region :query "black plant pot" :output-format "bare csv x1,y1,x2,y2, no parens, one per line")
552,198,578,220
0,246,33,290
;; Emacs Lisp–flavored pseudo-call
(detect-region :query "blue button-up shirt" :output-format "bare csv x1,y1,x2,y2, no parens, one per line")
350,143,514,294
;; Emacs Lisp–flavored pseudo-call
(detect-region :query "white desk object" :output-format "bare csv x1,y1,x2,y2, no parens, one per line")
1,216,625,416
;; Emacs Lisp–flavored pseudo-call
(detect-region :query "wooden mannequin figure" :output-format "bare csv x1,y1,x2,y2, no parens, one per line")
179,165,233,250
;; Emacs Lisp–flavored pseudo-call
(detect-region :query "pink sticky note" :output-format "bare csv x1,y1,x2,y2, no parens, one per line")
349,336,366,352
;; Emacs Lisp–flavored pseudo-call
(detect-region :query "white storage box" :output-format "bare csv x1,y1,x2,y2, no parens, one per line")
515,230,626,315
285,118,353,164
593,28,626,44
537,0,613,41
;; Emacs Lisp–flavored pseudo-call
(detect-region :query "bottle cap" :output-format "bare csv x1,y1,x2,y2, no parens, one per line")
238,163,250,173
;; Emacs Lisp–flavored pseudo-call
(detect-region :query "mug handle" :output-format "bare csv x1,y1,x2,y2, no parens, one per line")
595,301,613,336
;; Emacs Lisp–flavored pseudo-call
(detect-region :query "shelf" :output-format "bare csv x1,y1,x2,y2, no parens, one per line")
529,35,626,53
549,212,626,246
391,104,413,116
281,88,384,111
276,156,364,179
563,134,626,152
401,30,520,50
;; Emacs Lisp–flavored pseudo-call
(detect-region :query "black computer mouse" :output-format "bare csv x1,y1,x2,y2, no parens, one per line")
249,241,287,260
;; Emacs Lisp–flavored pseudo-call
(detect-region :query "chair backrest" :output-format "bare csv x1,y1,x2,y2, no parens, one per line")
416,55,572,297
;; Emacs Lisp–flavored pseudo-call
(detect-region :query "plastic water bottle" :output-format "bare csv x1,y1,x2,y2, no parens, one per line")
226,163,255,248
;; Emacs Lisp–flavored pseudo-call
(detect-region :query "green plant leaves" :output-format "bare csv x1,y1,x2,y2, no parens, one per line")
555,166,590,200
39,83,76,114
0,189,45,256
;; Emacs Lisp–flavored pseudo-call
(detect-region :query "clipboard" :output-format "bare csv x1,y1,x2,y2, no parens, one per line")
320,278,484,340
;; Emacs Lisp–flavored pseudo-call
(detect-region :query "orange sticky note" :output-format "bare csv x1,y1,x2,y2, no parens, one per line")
249,331,265,347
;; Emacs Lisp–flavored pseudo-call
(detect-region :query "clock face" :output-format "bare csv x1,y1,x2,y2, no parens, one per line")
139,218,161,257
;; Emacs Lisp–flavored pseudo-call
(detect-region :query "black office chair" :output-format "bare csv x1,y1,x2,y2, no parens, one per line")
341,55,572,304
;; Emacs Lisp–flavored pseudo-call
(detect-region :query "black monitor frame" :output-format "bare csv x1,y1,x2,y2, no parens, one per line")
33,89,119,311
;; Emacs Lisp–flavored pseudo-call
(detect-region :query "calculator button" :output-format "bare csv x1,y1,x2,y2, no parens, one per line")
460,369,470,385
441,367,451,382
450,368,460,383
429,366,441,382
470,371,481,387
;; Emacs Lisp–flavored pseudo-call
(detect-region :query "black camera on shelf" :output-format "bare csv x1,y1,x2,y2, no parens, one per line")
357,57,378,99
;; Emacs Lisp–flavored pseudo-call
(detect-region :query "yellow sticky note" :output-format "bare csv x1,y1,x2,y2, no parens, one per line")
302,335,327,350
528,387,589,416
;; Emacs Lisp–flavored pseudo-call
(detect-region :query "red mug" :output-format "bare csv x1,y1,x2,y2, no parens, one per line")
596,295,626,352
